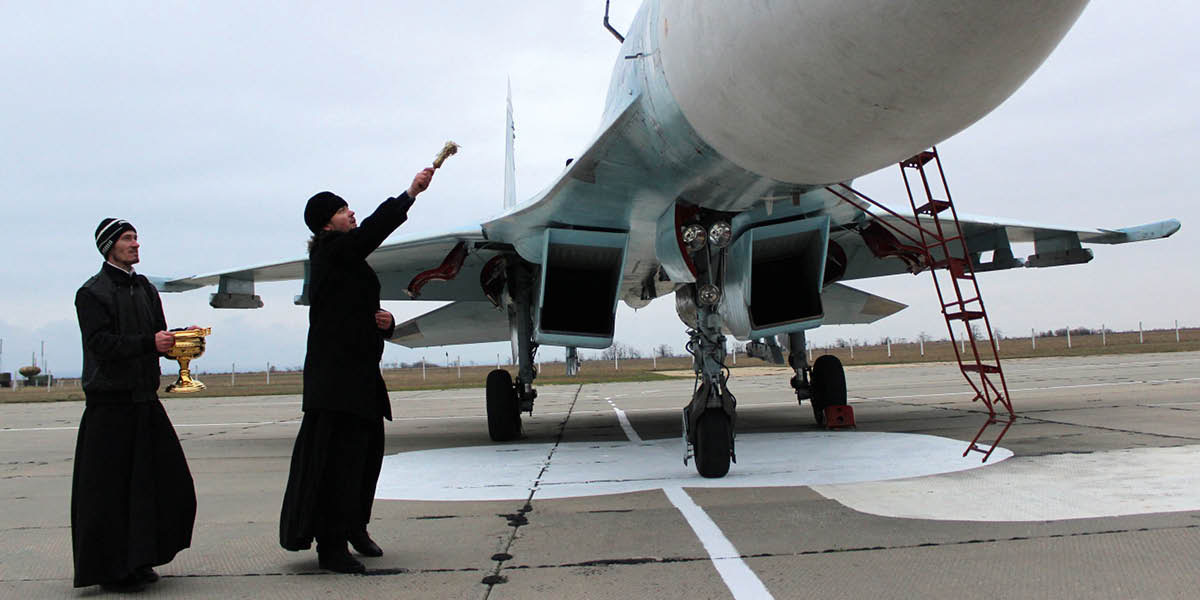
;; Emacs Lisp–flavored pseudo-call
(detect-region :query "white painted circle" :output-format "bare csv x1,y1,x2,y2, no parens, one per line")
375,431,1011,501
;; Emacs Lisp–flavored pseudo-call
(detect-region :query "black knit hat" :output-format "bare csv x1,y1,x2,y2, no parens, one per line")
95,218,136,258
304,191,347,234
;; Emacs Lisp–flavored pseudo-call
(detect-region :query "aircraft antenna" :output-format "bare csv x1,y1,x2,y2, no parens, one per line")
603,0,625,43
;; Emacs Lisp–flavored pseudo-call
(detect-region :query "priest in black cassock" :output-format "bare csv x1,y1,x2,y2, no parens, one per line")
72,218,197,592
280,167,433,574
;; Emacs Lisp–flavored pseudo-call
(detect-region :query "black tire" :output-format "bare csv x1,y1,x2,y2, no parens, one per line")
486,369,521,441
694,410,731,478
810,354,847,426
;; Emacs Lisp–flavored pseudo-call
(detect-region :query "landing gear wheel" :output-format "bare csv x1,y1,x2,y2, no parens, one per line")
694,410,732,478
810,355,847,426
486,369,521,441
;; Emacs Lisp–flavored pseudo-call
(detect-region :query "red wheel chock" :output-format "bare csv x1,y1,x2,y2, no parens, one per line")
824,405,856,430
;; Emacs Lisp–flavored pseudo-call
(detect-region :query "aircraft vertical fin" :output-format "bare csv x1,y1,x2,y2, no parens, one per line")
504,79,517,210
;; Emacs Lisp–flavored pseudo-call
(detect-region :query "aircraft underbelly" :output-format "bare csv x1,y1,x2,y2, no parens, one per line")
658,0,1089,185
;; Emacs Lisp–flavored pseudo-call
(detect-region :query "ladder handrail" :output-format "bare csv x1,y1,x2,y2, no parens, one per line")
825,147,1017,461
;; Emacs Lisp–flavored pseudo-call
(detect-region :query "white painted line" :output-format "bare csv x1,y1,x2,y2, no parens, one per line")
216,400,301,406
868,376,1200,401
2,420,291,433
607,400,644,443
175,421,296,428
2,426,79,432
1013,357,1200,374
664,486,774,600
613,407,642,442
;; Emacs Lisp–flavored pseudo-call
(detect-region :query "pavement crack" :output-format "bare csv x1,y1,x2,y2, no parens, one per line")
479,383,584,599
1017,414,1200,442
505,523,1200,572
880,399,1200,442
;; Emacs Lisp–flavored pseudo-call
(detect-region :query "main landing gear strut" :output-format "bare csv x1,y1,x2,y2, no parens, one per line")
785,331,847,426
486,259,537,441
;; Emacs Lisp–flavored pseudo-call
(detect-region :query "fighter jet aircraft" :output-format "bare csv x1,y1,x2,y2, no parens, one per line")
161,0,1179,478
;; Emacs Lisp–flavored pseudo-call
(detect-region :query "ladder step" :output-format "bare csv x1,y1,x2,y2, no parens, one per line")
931,258,973,278
945,310,985,322
962,364,1002,374
902,151,937,168
943,297,981,309
915,200,952,215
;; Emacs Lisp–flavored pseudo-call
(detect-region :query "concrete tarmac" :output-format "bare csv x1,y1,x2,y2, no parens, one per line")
2,351,1198,599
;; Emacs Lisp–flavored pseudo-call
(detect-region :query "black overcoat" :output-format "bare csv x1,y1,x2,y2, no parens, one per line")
76,263,166,401
72,263,196,587
302,192,411,420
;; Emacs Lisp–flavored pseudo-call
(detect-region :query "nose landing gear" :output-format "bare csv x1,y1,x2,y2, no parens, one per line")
682,301,736,478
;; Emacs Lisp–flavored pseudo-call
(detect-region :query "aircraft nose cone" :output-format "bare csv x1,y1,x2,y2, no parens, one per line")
658,0,1089,184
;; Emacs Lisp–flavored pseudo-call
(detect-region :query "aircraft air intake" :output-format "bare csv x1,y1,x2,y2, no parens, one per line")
534,228,630,349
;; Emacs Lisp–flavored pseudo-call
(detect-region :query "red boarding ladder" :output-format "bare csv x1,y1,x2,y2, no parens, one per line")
825,147,1015,461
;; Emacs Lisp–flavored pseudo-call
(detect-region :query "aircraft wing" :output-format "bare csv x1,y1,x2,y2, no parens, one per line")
390,301,509,348
158,226,507,305
836,213,1180,281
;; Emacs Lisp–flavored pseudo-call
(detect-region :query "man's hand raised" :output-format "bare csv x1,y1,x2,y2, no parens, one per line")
407,168,434,198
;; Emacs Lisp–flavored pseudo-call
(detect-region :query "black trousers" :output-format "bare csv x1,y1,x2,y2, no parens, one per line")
280,409,384,550
72,400,196,587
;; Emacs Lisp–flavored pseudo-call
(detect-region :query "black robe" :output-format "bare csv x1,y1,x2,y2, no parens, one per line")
72,263,196,587
280,192,410,551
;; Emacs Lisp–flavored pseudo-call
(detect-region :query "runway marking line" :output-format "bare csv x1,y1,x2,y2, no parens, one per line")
607,398,643,443
664,487,775,600
1,420,293,433
609,399,773,600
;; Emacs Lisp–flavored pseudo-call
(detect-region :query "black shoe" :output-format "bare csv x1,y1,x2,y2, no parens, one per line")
100,572,147,593
348,531,383,557
135,566,159,583
317,543,366,574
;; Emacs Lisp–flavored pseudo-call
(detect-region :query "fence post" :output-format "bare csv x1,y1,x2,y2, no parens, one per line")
1139,321,1144,344
1176,320,1180,342
266,362,270,385
1067,327,1072,349
1102,324,1106,346
1031,329,1036,350
919,338,924,356
887,338,892,357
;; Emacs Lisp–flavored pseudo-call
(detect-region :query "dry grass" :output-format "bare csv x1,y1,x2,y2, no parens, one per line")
5,329,1197,404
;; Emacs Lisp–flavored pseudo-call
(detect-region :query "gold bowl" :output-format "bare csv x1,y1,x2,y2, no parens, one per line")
166,328,211,393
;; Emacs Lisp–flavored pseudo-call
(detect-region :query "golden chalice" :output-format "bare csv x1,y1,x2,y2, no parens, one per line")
166,328,211,393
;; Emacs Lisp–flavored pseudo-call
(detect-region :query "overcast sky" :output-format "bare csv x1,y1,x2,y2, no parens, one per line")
1,1,1197,379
